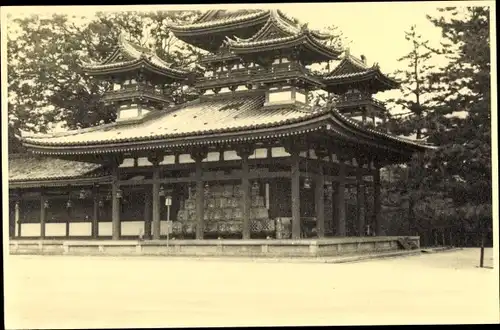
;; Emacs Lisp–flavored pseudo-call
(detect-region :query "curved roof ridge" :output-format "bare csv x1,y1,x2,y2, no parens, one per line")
227,10,299,45
329,105,435,149
170,9,269,31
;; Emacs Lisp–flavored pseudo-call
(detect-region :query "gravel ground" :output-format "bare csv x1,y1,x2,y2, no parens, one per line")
4,248,498,328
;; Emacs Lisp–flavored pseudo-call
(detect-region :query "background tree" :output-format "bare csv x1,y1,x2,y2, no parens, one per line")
426,6,492,243
385,24,437,140
381,6,492,246
7,10,201,153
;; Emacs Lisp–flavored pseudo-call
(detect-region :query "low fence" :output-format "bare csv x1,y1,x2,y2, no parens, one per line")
417,229,493,248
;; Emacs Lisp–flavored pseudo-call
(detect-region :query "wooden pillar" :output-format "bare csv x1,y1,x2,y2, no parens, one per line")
15,200,20,238
92,193,99,239
373,162,383,236
66,201,71,238
40,192,46,239
356,160,366,236
148,152,163,240
144,190,152,240
237,146,254,240
192,150,208,239
290,149,301,240
111,166,120,240
152,166,161,240
335,157,347,236
315,162,325,238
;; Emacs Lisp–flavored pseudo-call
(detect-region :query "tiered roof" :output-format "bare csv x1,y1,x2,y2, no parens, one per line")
226,10,341,64
170,9,271,52
17,9,433,167
323,51,399,93
21,89,432,160
81,34,192,83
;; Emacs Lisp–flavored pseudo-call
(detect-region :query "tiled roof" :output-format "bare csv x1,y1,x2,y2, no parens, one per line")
224,10,340,60
8,154,103,182
81,34,190,77
21,93,315,147
227,31,341,61
170,10,269,31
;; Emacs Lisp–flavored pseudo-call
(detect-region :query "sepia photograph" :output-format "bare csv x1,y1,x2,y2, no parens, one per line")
1,1,498,328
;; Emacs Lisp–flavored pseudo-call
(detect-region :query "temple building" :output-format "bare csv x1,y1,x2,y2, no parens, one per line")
8,9,433,243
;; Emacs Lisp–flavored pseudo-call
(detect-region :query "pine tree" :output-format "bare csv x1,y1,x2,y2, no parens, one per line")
426,6,492,238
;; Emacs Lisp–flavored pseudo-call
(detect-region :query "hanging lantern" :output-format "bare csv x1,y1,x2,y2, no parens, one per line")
159,185,165,197
303,177,312,189
204,182,210,195
66,199,73,209
116,189,123,199
252,181,260,190
43,200,50,209
98,199,104,208
106,192,112,201
79,188,86,200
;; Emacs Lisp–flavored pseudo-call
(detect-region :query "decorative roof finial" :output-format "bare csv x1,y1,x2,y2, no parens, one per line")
345,47,350,57
360,54,367,64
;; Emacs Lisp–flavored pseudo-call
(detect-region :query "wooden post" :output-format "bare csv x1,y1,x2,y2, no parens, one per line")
111,166,120,240
314,162,325,238
373,163,383,236
356,160,366,236
40,192,46,239
152,166,161,240
144,190,152,240
147,152,163,240
237,146,254,240
192,150,207,240
66,203,71,238
15,200,20,238
290,148,301,240
479,232,485,268
92,194,99,239
335,158,346,236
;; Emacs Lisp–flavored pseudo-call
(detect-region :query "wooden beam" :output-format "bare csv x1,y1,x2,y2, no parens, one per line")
40,192,46,238
144,190,152,240
149,152,163,240
335,160,346,236
92,194,99,239
15,200,21,238
237,146,254,239
152,166,161,240
290,150,301,240
373,164,383,235
356,164,366,236
315,162,325,238
192,150,208,239
111,167,120,240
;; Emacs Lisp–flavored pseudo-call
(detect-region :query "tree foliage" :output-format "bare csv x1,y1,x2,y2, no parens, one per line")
7,10,202,153
385,25,437,140
381,6,492,241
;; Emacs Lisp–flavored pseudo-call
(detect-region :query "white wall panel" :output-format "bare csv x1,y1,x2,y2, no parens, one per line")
70,222,92,236
45,223,66,237
98,222,112,237
20,223,41,237
121,221,145,236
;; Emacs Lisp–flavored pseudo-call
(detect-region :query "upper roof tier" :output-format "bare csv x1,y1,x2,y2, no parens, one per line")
80,34,193,83
225,10,341,64
322,51,399,93
170,9,271,52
